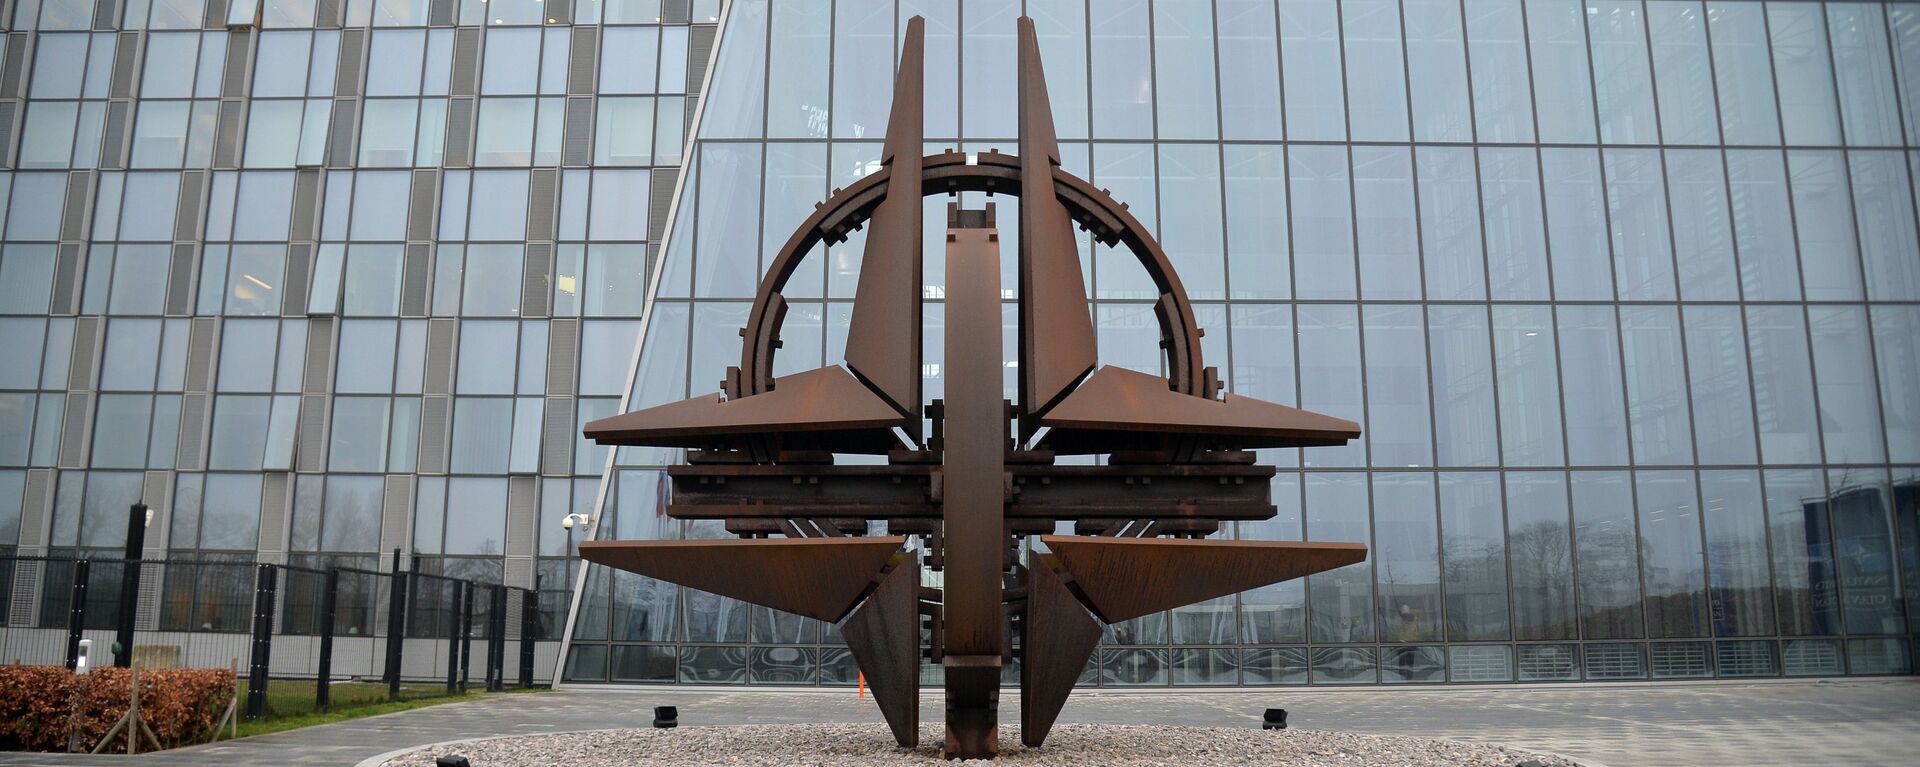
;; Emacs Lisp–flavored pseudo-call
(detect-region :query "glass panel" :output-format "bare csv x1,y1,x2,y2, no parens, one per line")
1480,148,1550,299
1587,0,1659,143
1090,0,1152,139
1353,146,1419,299
1440,473,1509,641
1298,305,1365,467
1703,479,1772,636
1724,150,1800,300
1362,305,1431,467
1306,472,1372,643
1417,147,1484,300
1404,0,1472,142
1825,4,1900,146
1542,148,1612,300
1746,305,1820,465
1573,471,1643,639
1766,469,1839,636
1619,306,1693,466
1647,1,1719,145
1828,471,1904,636
1768,3,1842,145
1788,151,1864,301
1492,305,1563,467
1465,0,1535,142
1638,470,1709,638
1374,473,1441,642
1279,0,1346,141
1527,0,1597,143
1215,0,1282,140
698,0,766,137
1873,307,1920,464
1152,0,1217,139
1288,145,1354,300
1508,471,1576,640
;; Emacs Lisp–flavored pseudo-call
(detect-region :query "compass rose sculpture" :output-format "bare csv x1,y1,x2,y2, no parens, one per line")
579,16,1366,760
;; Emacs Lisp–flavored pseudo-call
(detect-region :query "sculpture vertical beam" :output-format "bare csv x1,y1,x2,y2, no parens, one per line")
843,16,927,440
1014,16,1098,441
941,205,1005,759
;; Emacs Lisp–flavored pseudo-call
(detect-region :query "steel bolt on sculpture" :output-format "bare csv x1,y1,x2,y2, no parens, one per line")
579,16,1366,760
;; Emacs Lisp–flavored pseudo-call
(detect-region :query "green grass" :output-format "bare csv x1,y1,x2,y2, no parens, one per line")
228,681,547,739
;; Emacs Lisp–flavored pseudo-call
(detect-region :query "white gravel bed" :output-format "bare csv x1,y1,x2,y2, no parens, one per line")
380,723,1580,766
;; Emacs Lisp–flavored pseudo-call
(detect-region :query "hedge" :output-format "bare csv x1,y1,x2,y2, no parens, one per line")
0,665,235,753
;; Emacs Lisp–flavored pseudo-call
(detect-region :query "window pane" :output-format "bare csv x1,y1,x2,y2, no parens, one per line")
328,397,390,472
1788,151,1863,300
320,475,383,553
598,27,661,95
1683,306,1757,465
1440,473,1509,641
696,0,765,137
1848,151,1920,300
1557,305,1629,466
342,245,403,315
1665,148,1738,300
1480,148,1550,299
1768,3,1842,145
1527,0,1597,143
1493,305,1564,467
1766,469,1839,635
1342,0,1407,141
1297,305,1364,467
467,171,529,241
583,244,648,317
208,396,270,470
1603,149,1676,300
694,145,761,297
1428,306,1498,467
593,98,654,166
1280,0,1346,141
1541,148,1612,301
365,29,425,96
1725,150,1800,300
1620,306,1693,466
1466,0,1535,142
200,474,262,550
1806,306,1885,465
1573,470,1642,639
1353,147,1419,299
579,321,642,396
1223,146,1290,299
1306,472,1371,643
460,244,523,316
358,99,418,167
1417,147,1484,300
456,321,516,394
132,101,192,168
443,478,507,554
1374,473,1440,642
218,320,279,392
1826,4,1900,146
1404,0,1472,142
336,320,397,393
1746,306,1819,464
474,98,535,166
1638,470,1708,638
766,0,829,138
480,28,539,95
589,170,651,241
1287,145,1354,299
1152,0,1217,139
1700,470,1772,637
225,245,286,316
1089,0,1153,138
1587,0,1659,143
1216,0,1282,140
1647,1,1720,145
1707,2,1781,144
1363,305,1431,468
91,395,153,469
1873,307,1920,464
450,399,512,473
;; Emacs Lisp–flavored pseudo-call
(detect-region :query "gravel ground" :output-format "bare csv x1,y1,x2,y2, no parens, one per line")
380,724,1580,766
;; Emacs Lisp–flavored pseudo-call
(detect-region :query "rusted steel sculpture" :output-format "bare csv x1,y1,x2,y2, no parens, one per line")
579,16,1366,760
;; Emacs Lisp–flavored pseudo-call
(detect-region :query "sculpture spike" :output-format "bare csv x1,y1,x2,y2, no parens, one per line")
843,16,927,442
1015,16,1099,442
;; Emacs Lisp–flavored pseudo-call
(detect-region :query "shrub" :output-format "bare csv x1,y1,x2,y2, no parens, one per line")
0,665,235,753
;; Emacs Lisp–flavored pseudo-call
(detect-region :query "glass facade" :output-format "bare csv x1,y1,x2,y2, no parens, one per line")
1,0,1916,687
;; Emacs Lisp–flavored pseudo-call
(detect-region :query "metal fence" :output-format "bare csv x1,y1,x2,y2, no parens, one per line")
1,550,550,719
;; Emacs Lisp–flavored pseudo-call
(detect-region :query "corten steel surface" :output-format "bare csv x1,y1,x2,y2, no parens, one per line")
579,15,1367,760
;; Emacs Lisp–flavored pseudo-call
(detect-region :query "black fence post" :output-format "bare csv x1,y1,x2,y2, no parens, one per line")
63,559,89,671
316,568,339,713
458,581,475,693
384,549,406,700
486,585,505,692
519,588,536,688
444,580,461,696
245,564,278,720
114,503,149,668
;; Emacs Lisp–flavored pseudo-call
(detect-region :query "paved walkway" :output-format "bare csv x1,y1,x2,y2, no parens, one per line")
0,679,1912,766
